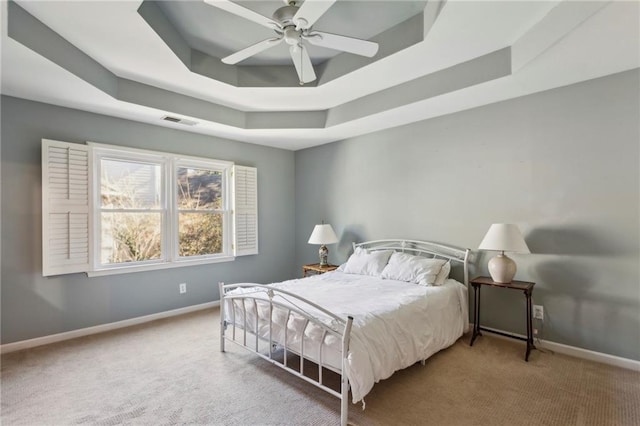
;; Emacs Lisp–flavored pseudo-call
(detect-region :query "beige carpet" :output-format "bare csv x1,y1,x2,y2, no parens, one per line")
2,308,639,425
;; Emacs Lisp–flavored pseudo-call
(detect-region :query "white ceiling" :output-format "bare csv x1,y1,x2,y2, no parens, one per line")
1,0,638,151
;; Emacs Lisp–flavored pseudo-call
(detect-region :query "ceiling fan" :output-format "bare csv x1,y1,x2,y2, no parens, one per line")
204,0,379,84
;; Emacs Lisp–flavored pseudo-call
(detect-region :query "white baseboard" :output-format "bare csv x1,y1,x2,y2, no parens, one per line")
0,301,220,354
471,324,640,372
3,312,637,372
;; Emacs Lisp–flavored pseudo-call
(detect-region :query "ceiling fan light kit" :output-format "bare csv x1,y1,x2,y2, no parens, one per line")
205,0,380,85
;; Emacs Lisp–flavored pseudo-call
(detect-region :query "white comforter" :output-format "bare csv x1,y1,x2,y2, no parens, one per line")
225,271,468,403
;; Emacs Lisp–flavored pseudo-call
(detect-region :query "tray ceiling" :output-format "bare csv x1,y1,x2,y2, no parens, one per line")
1,0,638,150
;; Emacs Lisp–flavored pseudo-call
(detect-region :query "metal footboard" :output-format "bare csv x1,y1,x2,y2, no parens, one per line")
219,282,354,426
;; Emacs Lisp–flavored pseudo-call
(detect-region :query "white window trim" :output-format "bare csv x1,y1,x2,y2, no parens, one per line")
173,157,233,262
86,255,235,277
88,142,236,276
42,140,256,277
91,146,167,272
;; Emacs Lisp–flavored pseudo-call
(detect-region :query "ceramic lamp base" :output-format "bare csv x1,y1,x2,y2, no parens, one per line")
488,253,517,283
319,245,329,266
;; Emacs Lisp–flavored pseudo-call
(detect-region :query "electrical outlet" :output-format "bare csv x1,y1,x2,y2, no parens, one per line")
179,283,187,294
533,305,544,320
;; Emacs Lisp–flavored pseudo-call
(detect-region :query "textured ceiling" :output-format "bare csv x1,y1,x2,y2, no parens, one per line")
1,0,638,150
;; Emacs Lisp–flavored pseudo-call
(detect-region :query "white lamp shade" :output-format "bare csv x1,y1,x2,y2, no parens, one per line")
478,224,530,253
308,224,339,245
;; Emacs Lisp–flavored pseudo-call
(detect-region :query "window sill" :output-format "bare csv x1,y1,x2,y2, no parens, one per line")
86,256,235,277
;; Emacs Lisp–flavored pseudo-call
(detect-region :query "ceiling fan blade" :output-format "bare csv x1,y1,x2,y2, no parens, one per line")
292,0,336,30
204,0,280,30
289,44,316,83
304,31,379,57
222,37,283,65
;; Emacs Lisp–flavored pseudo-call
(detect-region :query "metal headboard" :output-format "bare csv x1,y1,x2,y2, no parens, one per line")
353,239,472,286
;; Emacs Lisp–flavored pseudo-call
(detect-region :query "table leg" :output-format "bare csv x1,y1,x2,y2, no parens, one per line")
525,290,535,361
470,284,482,346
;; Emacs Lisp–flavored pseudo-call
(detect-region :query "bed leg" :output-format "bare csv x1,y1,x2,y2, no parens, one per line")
219,281,225,353
341,380,349,426
341,316,354,426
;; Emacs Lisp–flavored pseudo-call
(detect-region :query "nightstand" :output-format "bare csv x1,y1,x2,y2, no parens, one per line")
469,276,536,361
302,263,338,277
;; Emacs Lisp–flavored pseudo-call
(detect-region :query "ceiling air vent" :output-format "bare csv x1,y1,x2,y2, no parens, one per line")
161,116,198,126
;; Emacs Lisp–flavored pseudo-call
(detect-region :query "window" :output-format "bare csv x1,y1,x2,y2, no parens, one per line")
42,139,257,276
98,156,164,266
175,161,229,258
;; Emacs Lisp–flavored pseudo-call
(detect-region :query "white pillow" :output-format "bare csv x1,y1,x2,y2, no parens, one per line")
342,248,393,276
434,261,451,286
381,252,447,285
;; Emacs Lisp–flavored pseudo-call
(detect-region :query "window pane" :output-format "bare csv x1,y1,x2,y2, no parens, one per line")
101,213,162,264
101,159,161,209
177,167,222,210
178,212,223,256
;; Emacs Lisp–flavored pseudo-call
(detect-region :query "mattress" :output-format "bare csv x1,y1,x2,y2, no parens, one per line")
224,271,468,403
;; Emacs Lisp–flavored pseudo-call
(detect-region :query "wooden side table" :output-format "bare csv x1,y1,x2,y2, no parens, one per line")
302,263,338,277
469,276,536,361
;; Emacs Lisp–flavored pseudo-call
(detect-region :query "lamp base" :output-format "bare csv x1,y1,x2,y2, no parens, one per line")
488,253,517,283
319,245,329,266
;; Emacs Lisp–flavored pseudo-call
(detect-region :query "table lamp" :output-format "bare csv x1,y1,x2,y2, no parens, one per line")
478,223,530,283
308,224,339,266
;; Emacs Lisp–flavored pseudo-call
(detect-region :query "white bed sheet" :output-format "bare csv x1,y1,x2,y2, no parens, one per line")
224,271,468,403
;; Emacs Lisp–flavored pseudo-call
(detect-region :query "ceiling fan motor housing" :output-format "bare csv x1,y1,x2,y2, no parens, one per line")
272,5,299,27
284,27,302,45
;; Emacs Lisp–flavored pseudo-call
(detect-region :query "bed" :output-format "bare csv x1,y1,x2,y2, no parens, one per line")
219,239,471,426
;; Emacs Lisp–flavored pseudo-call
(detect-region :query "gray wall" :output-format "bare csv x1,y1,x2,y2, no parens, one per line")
1,96,296,344
295,69,640,361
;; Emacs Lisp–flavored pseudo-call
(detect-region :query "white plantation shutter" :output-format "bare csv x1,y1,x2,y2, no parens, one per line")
42,139,90,276
233,165,258,256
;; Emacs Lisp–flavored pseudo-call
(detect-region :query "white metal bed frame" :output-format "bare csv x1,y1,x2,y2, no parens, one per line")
219,239,471,426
